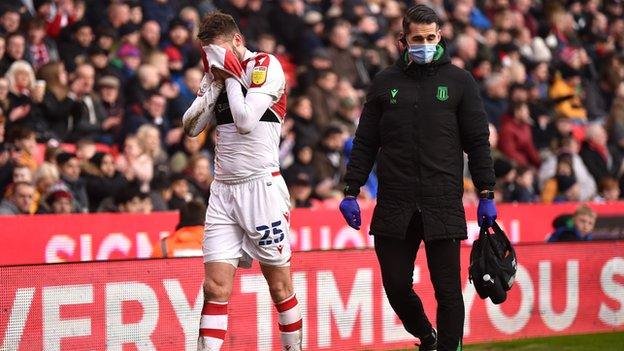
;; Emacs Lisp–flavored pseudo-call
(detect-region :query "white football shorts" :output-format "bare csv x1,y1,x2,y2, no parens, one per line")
203,171,292,267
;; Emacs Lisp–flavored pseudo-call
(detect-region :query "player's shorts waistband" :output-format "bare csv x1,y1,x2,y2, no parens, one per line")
214,169,281,185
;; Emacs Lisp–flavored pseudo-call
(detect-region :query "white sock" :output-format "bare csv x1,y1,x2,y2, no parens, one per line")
275,294,302,351
197,301,228,351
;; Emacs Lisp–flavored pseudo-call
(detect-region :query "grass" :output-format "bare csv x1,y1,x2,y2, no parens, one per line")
395,332,624,351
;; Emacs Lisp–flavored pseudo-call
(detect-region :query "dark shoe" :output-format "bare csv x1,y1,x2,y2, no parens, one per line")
416,328,437,351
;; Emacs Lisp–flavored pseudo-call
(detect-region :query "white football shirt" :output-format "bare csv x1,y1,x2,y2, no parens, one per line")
212,50,287,183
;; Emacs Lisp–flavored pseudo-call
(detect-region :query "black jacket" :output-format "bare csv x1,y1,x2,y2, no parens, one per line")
579,141,621,183
344,43,495,241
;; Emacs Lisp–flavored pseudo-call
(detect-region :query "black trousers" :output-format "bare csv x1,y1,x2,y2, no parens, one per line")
374,211,464,351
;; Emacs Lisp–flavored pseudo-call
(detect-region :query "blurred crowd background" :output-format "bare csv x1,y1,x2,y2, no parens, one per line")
0,0,622,216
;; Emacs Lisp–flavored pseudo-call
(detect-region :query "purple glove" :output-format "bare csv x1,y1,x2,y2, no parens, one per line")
339,196,361,230
477,198,497,227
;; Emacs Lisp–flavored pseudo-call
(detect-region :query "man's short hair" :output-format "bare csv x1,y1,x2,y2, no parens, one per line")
197,11,240,43
403,4,442,33
13,181,34,194
574,204,596,218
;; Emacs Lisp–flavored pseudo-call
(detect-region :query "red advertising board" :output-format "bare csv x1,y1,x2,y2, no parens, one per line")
0,212,179,266
1,202,623,265
1,242,623,350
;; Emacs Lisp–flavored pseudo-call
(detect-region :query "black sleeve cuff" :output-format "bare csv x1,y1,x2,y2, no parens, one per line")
343,183,360,197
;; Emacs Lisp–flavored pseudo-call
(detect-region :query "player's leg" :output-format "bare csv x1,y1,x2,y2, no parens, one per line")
198,180,246,351
235,174,303,350
424,238,463,351
261,264,303,350
198,262,236,351
374,213,434,340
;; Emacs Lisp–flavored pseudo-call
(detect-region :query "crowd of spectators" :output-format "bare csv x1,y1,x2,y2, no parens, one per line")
0,0,622,215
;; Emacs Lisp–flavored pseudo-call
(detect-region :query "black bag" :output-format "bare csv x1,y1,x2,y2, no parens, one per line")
469,221,517,304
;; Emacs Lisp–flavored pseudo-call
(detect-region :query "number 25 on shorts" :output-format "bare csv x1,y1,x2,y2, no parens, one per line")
256,220,284,246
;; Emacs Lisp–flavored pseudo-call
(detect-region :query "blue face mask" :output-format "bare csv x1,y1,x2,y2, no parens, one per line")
408,44,437,64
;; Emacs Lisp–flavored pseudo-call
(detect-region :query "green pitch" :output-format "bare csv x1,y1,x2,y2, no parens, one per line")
395,332,624,351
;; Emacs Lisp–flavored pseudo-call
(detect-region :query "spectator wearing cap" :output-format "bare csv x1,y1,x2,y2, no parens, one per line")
542,153,581,203
57,152,88,212
289,172,315,208
118,22,141,47
538,136,597,201
0,32,27,75
26,18,59,70
41,184,74,214
580,123,622,185
313,125,347,199
306,70,339,130
116,43,142,81
0,181,35,215
83,151,128,212
151,199,205,258
138,20,161,60
333,94,359,135
58,21,94,72
97,75,123,141
301,10,325,60
88,46,121,82
164,46,184,77
37,61,80,141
